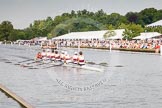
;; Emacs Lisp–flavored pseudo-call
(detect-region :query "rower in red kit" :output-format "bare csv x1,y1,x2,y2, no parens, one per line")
35,52,42,60
50,50,55,61
41,49,47,60
46,49,51,59
72,52,78,64
78,51,85,66
60,51,65,62
64,51,71,64
54,50,61,61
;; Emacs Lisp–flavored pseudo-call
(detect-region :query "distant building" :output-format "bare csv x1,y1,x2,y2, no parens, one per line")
146,20,162,27
32,37,47,42
133,32,162,40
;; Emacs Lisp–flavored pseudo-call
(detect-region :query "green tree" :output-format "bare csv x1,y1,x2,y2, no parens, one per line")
122,23,144,40
156,9,162,20
1,8,162,40
0,21,13,41
138,8,158,25
126,12,139,23
9,30,26,41
107,13,127,26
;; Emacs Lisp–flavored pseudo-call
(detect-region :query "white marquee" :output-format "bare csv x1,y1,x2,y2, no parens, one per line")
52,29,125,40
133,32,161,40
146,20,162,27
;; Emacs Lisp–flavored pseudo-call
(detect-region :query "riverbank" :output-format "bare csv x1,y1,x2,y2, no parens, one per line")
0,43,159,53
70,46,157,53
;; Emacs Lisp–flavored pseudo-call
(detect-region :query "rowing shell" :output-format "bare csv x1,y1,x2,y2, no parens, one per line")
36,59,104,72
62,63,104,72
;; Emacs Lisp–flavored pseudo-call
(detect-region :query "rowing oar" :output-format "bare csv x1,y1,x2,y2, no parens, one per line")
28,67,39,69
86,61,96,65
34,60,52,66
86,61,108,67
20,64,33,68
0,58,9,61
26,59,42,65
26,61,45,69
42,63,63,69
98,62,108,67
18,59,34,63
42,61,64,69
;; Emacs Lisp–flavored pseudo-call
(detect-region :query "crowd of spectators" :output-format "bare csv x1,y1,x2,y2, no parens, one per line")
55,39,162,51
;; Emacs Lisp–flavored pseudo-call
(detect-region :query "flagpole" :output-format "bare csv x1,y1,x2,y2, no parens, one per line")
78,39,80,52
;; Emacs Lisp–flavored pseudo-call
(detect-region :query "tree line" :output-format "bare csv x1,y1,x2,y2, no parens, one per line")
0,8,162,41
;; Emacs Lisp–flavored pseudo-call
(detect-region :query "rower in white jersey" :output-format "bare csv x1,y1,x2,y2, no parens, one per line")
72,52,78,64
60,51,65,62
54,50,61,61
41,49,47,60
50,50,55,61
78,51,85,66
63,51,71,64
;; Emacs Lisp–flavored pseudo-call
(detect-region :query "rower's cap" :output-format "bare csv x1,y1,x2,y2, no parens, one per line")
74,52,77,55
61,51,64,54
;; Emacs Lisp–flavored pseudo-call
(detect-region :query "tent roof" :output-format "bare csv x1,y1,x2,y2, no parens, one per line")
146,20,162,27
133,32,161,40
52,29,125,40
107,29,125,39
33,37,47,41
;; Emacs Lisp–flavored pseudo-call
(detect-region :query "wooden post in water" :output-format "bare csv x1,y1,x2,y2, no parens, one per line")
0,84,34,108
11,41,13,46
5,40,7,45
160,45,162,56
109,40,112,52
28,43,31,47
78,40,80,52
41,41,43,48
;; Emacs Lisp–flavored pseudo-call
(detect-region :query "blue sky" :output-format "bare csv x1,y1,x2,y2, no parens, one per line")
0,0,162,29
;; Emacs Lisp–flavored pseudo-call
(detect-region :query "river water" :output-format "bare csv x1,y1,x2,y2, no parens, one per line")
0,44,162,108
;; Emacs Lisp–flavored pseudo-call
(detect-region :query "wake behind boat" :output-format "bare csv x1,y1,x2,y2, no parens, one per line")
62,63,104,72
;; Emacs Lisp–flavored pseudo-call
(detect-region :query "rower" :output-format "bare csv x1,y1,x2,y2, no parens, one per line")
72,52,78,64
64,51,71,64
60,51,65,62
41,49,47,60
35,52,42,60
78,51,85,66
54,50,61,61
50,50,55,61
46,49,51,60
